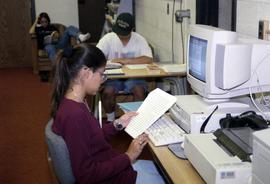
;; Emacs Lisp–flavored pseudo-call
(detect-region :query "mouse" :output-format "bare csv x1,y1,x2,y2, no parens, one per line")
168,143,187,160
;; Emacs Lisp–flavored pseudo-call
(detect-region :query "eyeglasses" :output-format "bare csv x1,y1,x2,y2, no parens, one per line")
83,66,107,83
96,71,107,83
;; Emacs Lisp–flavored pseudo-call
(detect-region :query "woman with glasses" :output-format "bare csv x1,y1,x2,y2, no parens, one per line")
29,12,90,62
51,44,165,184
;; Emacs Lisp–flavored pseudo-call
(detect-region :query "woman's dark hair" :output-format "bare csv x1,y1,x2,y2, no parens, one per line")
38,12,51,24
51,43,106,117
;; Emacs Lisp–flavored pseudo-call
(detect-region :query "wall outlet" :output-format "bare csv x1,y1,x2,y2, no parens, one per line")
175,9,190,23
258,20,269,40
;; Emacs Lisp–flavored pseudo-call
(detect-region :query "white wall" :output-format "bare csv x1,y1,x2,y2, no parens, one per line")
237,0,270,38
135,0,196,64
135,0,270,63
33,0,270,61
35,0,79,27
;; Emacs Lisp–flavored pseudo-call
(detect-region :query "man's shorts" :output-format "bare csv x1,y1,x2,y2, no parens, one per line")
103,79,148,93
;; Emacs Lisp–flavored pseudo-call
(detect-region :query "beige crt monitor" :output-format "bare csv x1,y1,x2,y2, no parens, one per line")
187,24,270,100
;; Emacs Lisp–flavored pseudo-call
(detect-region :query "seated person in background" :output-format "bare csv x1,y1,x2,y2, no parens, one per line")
29,12,90,62
51,44,165,184
97,12,153,122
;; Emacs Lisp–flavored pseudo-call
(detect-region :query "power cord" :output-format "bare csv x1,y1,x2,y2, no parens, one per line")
249,52,270,120
179,0,185,63
172,0,176,63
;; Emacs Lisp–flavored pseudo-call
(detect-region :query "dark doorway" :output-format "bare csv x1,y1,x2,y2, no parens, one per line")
78,0,105,43
196,0,219,27
196,0,237,31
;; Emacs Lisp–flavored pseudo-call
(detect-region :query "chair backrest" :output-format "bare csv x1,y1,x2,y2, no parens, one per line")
45,119,76,184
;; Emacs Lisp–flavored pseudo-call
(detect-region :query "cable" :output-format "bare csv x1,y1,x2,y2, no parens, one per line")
180,0,185,63
172,0,176,63
172,0,185,64
249,52,270,120
179,0,186,94
200,105,218,133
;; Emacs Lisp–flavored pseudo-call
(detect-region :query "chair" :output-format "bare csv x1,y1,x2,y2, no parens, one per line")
45,119,76,184
31,23,77,81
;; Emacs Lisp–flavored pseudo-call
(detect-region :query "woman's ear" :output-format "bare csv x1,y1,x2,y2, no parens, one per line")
82,67,93,79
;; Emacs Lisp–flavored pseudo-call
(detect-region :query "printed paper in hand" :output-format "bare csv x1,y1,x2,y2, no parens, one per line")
124,88,176,138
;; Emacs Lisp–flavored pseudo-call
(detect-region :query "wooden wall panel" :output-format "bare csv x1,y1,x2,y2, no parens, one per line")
0,0,32,68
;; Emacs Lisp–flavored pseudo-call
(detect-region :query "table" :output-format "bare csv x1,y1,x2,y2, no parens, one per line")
89,63,186,116
107,64,186,79
106,64,186,91
148,142,205,184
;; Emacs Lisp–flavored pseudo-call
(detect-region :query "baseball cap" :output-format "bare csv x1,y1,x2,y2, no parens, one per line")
112,13,135,36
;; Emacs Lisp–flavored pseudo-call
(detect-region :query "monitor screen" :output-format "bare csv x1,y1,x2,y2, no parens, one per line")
188,36,207,82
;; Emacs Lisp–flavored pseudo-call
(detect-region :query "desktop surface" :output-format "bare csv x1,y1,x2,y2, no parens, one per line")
106,64,186,79
148,141,205,184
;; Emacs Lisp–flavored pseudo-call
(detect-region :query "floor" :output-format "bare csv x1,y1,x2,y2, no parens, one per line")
0,68,151,184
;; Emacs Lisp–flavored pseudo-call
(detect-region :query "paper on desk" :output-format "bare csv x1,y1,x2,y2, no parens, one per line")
104,68,124,75
105,60,122,69
125,88,176,138
160,64,186,73
126,64,149,70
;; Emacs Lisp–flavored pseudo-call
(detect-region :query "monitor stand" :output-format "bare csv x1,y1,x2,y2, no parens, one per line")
202,97,250,110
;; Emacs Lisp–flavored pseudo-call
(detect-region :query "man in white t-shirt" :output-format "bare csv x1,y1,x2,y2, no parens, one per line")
97,12,153,122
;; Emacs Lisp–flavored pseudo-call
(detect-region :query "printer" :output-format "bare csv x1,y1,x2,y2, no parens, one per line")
169,95,270,133
252,128,270,184
184,127,254,184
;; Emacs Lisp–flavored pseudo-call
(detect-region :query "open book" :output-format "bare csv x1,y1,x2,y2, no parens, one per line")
125,88,177,138
43,31,59,45
105,60,122,69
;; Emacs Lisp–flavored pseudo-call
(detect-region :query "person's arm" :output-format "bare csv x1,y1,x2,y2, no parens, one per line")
29,17,39,34
64,116,133,184
112,56,153,65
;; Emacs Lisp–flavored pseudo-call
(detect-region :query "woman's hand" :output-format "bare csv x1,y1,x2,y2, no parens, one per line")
117,111,138,128
125,133,149,163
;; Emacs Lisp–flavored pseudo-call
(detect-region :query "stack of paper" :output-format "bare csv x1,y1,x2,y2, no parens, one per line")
104,68,124,75
106,60,122,69
125,88,176,138
125,64,149,70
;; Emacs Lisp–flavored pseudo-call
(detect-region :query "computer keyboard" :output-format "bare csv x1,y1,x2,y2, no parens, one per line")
145,114,185,146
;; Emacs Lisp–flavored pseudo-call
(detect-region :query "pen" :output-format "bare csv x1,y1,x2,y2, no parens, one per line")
99,100,102,128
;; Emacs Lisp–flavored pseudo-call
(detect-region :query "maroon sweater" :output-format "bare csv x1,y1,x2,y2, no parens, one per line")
52,98,137,184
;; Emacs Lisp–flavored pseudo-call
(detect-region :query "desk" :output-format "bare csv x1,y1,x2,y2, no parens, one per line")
148,142,205,184
89,63,186,116
107,64,186,79
106,64,186,91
